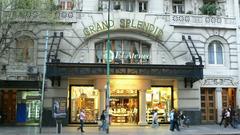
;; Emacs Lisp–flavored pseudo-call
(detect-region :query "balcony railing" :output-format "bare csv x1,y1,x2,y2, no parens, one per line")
2,10,237,29
170,14,236,29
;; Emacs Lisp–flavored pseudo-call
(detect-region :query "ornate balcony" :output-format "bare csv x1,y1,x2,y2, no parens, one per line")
170,14,236,29
2,10,237,29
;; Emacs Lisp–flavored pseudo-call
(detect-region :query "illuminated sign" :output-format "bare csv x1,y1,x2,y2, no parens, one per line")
83,19,163,39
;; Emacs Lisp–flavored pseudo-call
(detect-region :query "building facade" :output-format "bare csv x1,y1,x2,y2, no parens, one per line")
0,0,240,126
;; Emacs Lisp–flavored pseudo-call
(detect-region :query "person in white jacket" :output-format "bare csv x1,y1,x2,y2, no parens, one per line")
151,110,159,128
77,109,86,133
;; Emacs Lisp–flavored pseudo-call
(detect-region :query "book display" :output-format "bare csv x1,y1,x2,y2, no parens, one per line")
146,87,172,123
110,98,138,124
70,86,99,123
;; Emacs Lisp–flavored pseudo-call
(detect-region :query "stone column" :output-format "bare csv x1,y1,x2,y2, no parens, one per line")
215,87,222,123
138,89,148,125
235,0,240,108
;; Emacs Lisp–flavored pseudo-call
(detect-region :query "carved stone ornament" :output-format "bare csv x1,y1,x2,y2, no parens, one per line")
202,77,236,87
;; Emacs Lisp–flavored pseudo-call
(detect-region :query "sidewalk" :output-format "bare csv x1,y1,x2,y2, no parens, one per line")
0,124,239,135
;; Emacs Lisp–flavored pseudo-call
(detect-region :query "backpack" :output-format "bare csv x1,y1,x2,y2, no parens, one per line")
100,113,105,120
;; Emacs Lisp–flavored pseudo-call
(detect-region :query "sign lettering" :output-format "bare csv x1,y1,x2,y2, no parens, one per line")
83,19,163,39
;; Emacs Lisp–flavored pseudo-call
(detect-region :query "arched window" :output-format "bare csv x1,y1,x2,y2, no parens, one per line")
208,40,223,64
95,39,150,64
16,36,34,63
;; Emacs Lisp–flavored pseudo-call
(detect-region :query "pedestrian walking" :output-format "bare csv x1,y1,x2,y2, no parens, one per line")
77,109,85,133
219,108,226,126
100,110,107,131
151,109,159,128
228,106,236,128
224,107,236,128
174,110,180,131
179,111,185,127
169,108,180,131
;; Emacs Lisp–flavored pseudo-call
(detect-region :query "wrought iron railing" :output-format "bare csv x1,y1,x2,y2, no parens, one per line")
170,14,236,28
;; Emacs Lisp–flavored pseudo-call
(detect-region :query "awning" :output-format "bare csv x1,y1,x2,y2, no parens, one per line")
0,80,41,89
46,63,203,82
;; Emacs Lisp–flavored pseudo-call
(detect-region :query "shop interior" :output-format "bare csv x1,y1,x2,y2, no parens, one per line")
110,88,139,125
146,87,172,123
110,97,138,124
16,91,40,124
70,86,99,123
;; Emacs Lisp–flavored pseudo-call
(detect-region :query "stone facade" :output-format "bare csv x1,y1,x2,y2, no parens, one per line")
0,0,240,126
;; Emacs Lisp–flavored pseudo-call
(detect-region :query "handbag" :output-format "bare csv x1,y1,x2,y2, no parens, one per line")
98,120,102,126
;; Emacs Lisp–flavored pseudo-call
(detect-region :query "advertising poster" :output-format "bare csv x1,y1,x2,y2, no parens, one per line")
52,97,67,118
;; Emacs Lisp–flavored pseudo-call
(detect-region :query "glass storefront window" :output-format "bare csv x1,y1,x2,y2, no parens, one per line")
110,98,138,124
16,91,40,123
110,89,139,124
95,40,151,64
146,87,172,123
70,86,99,123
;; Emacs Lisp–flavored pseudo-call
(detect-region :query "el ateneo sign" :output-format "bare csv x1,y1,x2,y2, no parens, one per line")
83,19,163,39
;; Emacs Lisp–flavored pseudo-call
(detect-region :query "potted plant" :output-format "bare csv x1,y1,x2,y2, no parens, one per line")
186,11,193,14
199,3,220,15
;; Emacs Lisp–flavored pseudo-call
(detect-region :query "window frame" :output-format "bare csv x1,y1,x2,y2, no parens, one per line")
139,1,148,12
15,36,34,63
95,39,151,64
208,40,223,65
100,0,136,12
59,0,73,10
205,37,229,69
172,0,185,14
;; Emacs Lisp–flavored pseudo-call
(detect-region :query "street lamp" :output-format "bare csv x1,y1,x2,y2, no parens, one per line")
39,30,48,133
106,0,111,133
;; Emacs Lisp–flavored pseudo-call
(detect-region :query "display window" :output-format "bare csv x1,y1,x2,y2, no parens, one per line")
70,86,99,123
146,87,172,123
110,89,139,124
16,91,40,123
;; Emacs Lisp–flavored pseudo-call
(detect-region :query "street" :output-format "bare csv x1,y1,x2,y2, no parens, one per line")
0,124,239,135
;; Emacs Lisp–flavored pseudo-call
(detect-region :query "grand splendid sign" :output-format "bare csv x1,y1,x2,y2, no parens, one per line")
83,19,163,39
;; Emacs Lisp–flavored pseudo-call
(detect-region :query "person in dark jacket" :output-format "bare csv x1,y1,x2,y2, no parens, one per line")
100,110,107,131
174,110,180,131
225,106,236,128
219,108,227,126
169,108,180,131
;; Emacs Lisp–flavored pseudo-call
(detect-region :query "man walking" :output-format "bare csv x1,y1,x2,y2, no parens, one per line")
100,110,107,131
169,108,180,132
151,110,159,128
78,109,86,133
219,108,226,126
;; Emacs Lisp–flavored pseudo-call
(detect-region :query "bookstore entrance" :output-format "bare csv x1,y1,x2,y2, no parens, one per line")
69,86,99,124
110,93,139,124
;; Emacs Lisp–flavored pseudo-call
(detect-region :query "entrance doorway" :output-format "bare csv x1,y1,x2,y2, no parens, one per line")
222,88,236,108
110,97,138,124
0,90,16,124
201,88,216,123
110,89,139,125
69,86,99,124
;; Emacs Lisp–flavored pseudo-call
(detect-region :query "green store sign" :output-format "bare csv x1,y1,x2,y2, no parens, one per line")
83,19,163,39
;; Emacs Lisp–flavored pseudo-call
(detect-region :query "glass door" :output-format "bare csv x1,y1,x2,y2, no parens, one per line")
26,100,40,123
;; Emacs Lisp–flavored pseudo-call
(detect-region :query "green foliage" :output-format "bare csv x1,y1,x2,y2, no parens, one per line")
199,3,220,15
14,0,41,9
1,0,59,22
